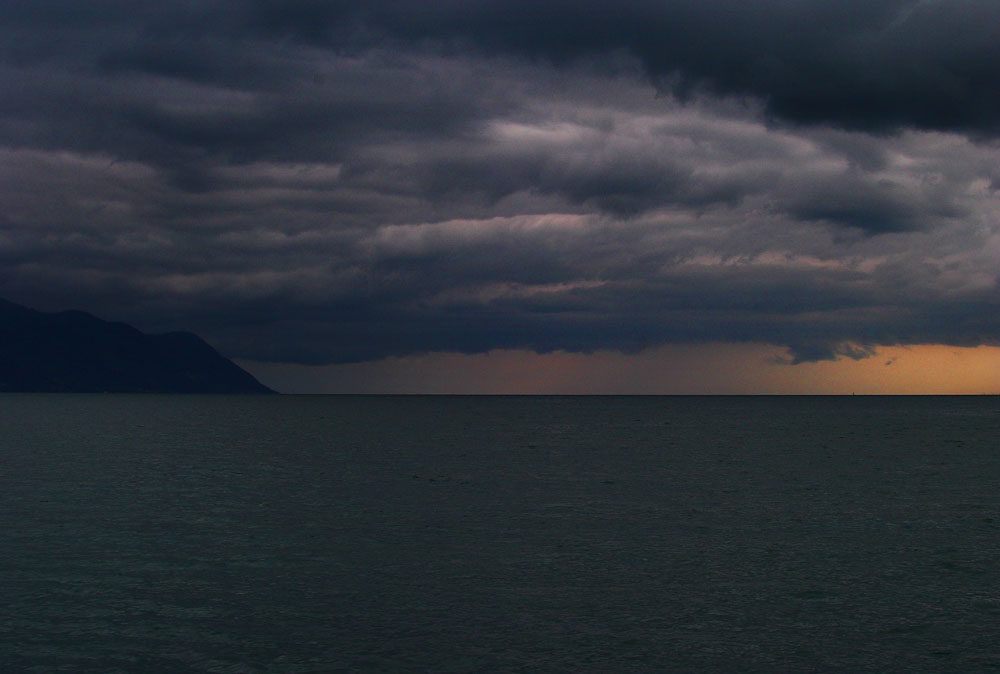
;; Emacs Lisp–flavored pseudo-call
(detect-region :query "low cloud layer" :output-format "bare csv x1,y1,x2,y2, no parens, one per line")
2,1,999,366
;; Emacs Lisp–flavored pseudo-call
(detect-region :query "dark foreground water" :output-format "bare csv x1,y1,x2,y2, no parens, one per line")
2,395,1000,673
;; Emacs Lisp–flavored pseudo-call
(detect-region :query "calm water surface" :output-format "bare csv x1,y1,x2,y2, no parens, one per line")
2,395,1000,673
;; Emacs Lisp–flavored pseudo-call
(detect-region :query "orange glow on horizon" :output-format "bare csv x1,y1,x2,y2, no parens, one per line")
241,343,1000,395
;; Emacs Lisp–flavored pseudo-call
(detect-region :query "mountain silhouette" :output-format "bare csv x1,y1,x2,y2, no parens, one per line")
0,298,274,393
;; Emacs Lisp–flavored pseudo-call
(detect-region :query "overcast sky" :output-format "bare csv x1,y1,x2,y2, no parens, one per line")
2,1,1000,391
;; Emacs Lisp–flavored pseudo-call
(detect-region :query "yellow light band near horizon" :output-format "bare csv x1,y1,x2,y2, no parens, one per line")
241,343,1000,395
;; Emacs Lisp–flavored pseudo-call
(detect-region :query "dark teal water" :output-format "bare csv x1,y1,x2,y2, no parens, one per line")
2,395,1000,673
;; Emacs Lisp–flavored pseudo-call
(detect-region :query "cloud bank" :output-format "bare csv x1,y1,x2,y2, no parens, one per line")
1,1,999,365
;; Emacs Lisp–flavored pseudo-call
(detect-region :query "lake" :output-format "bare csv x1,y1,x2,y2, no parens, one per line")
2,394,1000,672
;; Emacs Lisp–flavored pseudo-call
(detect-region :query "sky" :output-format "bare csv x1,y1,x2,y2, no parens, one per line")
2,0,1000,393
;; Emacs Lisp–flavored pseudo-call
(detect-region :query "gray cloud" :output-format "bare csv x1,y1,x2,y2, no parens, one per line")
1,1,1000,367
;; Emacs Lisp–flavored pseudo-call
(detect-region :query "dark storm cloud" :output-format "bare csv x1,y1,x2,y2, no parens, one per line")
2,0,1000,367
241,0,1000,135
